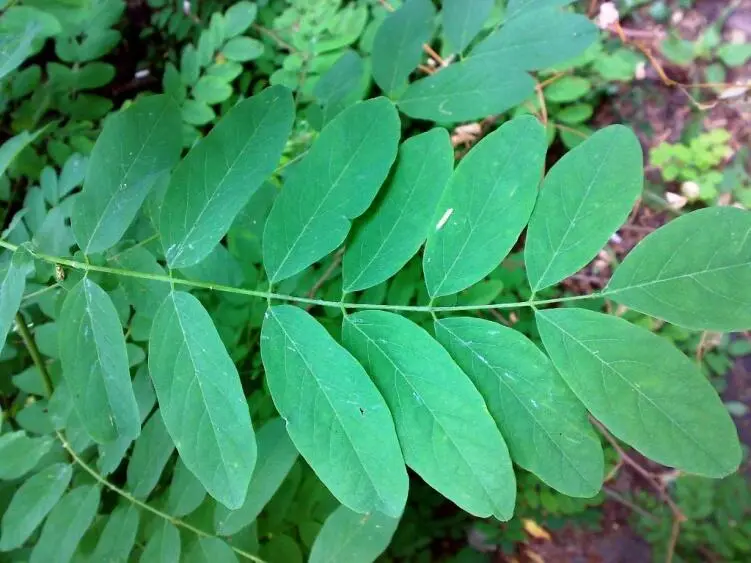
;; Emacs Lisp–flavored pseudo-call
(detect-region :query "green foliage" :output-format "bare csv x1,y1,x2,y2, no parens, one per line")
649,129,750,206
0,1,747,562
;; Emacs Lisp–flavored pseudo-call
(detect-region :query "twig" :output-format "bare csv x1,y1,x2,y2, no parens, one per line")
56,432,266,563
252,23,296,52
15,313,53,397
305,249,344,309
591,416,686,522
665,516,681,563
602,485,658,521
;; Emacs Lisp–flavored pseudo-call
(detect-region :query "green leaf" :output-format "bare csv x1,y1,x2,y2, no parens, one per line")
182,99,216,126
718,43,751,67
423,116,546,297
0,13,50,81
1,250,33,350
30,485,100,563
224,1,257,38
0,432,52,479
167,458,207,517
607,207,751,331
544,76,591,103
371,0,435,95
59,278,140,444
471,9,597,71
185,537,237,563
0,463,72,550
396,57,535,123
110,247,170,316
434,317,603,497
71,95,182,254
309,506,399,563
97,365,156,476
215,418,298,536
221,36,264,62
442,0,493,53
343,311,516,519
149,291,256,509
91,504,139,562
261,305,408,517
140,521,181,563
0,128,45,178
126,409,175,499
343,129,453,292
161,86,294,269
263,98,400,283
505,0,575,20
192,76,233,105
313,50,368,126
537,308,741,478
525,125,643,292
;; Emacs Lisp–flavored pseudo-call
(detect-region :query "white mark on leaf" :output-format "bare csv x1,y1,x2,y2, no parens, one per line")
435,208,454,231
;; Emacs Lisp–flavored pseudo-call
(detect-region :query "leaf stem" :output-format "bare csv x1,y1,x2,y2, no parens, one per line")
55,432,266,563
14,313,53,397
0,239,606,312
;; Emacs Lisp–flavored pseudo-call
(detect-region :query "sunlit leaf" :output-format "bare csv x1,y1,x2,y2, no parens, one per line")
309,506,399,563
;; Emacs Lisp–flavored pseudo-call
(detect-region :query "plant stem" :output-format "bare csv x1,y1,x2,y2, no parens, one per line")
0,239,608,313
55,432,266,563
14,313,53,397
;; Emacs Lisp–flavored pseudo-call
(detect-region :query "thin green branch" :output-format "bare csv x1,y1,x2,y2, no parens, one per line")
12,293,265,562
55,432,266,563
0,239,606,312
14,313,53,397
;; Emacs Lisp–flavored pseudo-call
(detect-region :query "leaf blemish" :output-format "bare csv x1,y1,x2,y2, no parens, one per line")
435,208,454,231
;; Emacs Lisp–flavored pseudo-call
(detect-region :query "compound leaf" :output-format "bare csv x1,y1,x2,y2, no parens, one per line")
435,317,603,497
215,418,298,536
0,463,72,551
261,305,408,517
343,311,516,519
442,0,493,53
30,485,100,563
126,409,175,500
140,521,181,563
309,506,399,563
91,504,139,562
343,129,453,292
471,8,597,70
72,95,181,254
537,308,741,478
423,116,546,297
371,0,435,96
59,278,140,444
263,98,400,283
0,249,33,350
0,128,45,178
525,125,643,291
397,55,535,123
608,207,751,331
161,86,294,268
149,291,256,509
